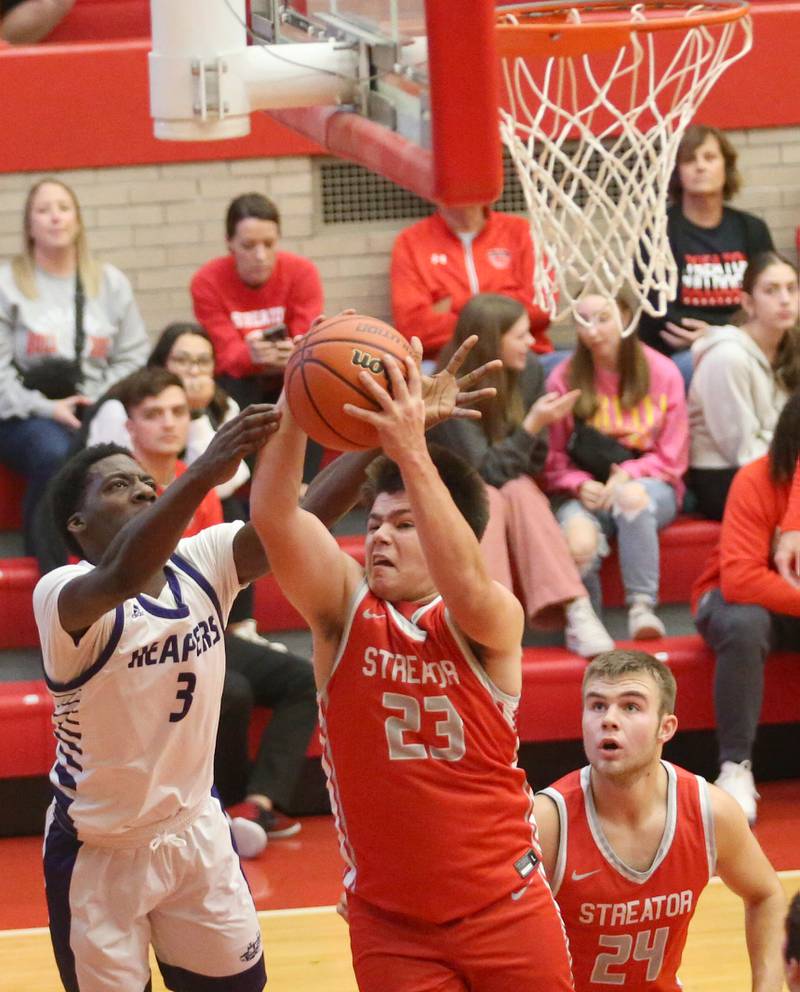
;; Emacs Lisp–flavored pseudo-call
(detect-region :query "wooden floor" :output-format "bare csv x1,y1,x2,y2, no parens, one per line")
2,873,797,992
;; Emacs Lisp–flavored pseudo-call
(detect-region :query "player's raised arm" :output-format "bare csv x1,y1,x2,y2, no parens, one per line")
346,354,524,688
711,784,786,991
56,405,279,636
249,395,364,657
238,332,500,589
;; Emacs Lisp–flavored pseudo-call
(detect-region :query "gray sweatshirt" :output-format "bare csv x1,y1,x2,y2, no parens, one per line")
688,323,788,469
428,354,547,488
0,262,150,420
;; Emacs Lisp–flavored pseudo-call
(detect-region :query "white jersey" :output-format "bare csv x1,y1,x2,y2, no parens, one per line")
33,523,244,844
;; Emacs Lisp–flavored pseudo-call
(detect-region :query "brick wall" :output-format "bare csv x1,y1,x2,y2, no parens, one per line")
0,125,797,344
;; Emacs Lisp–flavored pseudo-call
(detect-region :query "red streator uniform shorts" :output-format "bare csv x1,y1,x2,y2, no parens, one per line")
347,871,574,992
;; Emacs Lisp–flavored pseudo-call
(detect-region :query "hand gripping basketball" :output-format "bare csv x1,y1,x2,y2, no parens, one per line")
284,313,413,451
344,352,426,464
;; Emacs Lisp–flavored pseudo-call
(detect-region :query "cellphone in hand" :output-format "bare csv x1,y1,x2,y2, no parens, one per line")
262,324,288,342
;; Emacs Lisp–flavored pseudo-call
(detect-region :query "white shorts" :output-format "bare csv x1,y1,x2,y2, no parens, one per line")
43,795,266,992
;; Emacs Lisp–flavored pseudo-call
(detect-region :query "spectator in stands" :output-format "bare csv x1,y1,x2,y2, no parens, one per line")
0,0,74,43
430,293,613,658
543,294,689,640
121,366,318,845
86,321,250,501
390,201,553,367
0,177,149,572
191,192,324,411
688,252,800,520
787,892,800,992
637,124,775,389
692,387,800,825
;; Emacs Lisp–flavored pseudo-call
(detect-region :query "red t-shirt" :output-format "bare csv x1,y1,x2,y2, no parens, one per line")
190,252,324,379
318,582,540,924
158,460,224,538
390,210,552,359
541,763,714,991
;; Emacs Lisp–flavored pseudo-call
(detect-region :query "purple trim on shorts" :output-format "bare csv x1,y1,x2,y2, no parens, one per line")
156,954,266,992
43,811,83,992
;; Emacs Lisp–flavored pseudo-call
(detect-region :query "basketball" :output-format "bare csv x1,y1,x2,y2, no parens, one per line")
284,314,414,451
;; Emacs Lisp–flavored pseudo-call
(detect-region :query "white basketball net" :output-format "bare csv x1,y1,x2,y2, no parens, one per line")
499,4,752,333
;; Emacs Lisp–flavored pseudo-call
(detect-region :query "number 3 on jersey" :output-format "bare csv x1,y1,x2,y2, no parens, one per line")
169,672,197,723
383,692,465,761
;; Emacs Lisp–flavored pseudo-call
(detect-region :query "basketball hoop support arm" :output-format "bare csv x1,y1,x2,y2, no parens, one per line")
149,0,359,140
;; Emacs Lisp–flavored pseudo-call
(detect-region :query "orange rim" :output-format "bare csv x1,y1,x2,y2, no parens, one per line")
495,0,750,57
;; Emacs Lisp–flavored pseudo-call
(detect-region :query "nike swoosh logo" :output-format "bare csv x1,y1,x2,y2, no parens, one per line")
510,884,530,901
362,610,384,620
571,868,602,881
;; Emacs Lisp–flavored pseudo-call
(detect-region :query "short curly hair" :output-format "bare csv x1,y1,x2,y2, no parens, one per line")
48,443,133,557
360,443,489,540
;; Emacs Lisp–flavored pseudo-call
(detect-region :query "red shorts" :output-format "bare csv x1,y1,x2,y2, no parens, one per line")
347,870,574,992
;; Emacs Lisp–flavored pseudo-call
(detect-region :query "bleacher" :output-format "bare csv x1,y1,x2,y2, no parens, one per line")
3,462,800,835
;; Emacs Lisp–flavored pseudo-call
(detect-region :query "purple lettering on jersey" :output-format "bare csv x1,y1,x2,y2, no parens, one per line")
158,635,180,665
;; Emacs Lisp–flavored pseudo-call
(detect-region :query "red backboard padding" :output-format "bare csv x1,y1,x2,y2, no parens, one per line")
42,0,150,42
3,4,798,178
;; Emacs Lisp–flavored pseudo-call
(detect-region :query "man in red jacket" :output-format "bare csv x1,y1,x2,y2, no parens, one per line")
390,203,552,363
692,388,800,825
191,192,324,410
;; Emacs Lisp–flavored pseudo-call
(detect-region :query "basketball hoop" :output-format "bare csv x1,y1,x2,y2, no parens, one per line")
496,0,752,333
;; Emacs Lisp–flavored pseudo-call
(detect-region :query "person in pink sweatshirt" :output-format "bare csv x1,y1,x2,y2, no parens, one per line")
542,294,689,640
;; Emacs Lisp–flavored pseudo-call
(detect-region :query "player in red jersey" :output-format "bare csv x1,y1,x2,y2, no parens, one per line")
251,346,573,990
536,649,785,991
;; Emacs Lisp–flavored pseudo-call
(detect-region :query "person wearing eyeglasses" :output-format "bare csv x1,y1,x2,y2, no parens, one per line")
85,322,250,502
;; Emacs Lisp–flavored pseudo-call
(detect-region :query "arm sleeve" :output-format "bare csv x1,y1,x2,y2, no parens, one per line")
617,364,689,489
719,469,800,616
692,344,773,465
94,269,150,397
390,230,458,357
0,290,55,420
191,270,258,379
745,213,775,254
430,418,544,489
284,260,324,337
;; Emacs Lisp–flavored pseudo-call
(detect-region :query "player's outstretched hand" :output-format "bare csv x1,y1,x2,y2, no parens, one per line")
413,335,502,428
344,354,425,463
194,404,281,486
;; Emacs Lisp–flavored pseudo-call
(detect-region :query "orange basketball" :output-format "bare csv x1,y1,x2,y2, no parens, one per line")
284,314,414,451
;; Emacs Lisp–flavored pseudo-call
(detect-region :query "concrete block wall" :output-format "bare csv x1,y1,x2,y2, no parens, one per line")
0,125,797,345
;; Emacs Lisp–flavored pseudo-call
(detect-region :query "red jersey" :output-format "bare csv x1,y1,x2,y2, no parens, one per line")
190,253,324,379
541,763,715,991
318,582,540,924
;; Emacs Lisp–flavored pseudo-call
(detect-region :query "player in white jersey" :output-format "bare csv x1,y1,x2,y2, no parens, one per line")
35,406,281,992
34,337,496,992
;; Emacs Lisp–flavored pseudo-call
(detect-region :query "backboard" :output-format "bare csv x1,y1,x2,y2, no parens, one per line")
149,0,503,206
